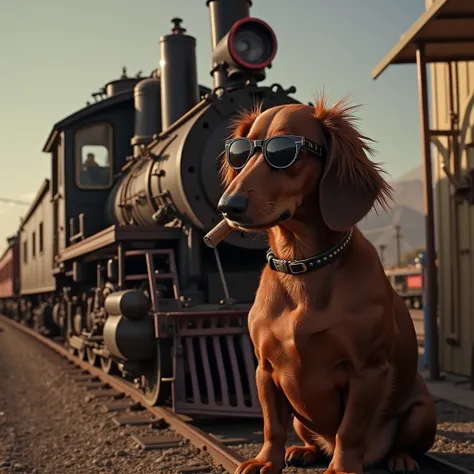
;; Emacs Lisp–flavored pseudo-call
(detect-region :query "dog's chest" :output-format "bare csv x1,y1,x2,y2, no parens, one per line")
262,318,345,430
249,306,346,433
253,309,322,369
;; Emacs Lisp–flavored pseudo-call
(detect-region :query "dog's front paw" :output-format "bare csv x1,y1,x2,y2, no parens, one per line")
323,459,363,474
285,445,326,467
235,458,284,474
388,453,419,474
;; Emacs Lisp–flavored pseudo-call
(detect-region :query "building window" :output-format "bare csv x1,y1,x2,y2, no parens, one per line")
75,122,113,190
39,222,44,253
23,240,27,264
32,232,36,258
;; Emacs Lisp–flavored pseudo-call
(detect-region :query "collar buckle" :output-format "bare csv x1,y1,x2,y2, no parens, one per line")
267,228,353,275
289,261,308,274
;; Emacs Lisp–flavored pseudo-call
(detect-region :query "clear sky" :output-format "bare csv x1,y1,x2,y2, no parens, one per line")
0,0,426,253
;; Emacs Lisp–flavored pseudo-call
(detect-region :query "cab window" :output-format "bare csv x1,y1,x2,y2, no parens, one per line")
75,123,113,189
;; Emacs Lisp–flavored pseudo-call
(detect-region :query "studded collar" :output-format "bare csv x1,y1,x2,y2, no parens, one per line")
266,229,354,275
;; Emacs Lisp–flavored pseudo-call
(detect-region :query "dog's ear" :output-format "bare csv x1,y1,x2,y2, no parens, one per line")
219,103,262,189
314,96,393,231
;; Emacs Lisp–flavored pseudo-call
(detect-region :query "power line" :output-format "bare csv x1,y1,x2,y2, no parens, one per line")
0,197,31,206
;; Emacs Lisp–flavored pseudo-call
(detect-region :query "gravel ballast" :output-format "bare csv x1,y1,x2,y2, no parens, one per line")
0,323,224,474
0,320,473,474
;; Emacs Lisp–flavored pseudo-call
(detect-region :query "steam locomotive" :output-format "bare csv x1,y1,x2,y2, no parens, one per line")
0,0,303,417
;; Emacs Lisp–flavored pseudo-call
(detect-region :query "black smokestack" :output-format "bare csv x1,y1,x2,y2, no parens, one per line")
207,0,251,50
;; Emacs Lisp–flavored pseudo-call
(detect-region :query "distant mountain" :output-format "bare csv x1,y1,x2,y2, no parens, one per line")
398,165,423,182
358,165,425,266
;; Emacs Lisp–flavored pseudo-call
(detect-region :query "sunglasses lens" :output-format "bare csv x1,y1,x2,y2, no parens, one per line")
265,137,297,168
228,139,252,169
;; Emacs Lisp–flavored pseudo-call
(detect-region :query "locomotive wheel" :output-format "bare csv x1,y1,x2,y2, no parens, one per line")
141,339,173,406
100,356,118,375
86,346,98,366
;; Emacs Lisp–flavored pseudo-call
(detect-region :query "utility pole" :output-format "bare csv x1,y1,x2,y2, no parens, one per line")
394,225,403,267
379,244,387,265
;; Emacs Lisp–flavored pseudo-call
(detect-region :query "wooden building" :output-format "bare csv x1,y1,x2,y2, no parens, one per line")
373,0,474,379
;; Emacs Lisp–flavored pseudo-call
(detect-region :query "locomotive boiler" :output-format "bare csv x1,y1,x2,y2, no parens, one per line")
0,0,302,417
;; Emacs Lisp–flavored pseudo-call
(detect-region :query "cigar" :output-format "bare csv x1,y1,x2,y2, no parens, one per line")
203,219,234,248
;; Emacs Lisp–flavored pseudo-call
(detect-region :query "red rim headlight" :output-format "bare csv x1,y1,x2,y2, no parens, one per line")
227,17,277,70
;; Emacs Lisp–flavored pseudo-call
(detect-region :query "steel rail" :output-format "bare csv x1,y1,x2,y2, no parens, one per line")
1,314,472,474
422,455,474,474
0,314,243,473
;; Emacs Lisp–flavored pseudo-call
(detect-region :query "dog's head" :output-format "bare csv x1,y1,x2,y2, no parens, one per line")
218,97,393,232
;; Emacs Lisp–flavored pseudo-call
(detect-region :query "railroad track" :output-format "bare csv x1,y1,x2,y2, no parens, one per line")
0,314,472,474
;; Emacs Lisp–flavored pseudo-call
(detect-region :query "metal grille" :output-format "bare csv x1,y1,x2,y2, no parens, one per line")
172,312,262,417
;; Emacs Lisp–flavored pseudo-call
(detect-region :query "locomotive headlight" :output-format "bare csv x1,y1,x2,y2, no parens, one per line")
212,17,277,80
228,18,277,69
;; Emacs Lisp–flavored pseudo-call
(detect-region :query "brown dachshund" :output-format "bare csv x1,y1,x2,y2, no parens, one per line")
217,98,437,474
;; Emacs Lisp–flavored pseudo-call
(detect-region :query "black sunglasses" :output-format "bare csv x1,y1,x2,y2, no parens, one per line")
225,135,326,171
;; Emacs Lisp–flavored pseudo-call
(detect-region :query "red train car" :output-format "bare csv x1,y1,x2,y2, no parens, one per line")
385,266,423,309
0,234,20,318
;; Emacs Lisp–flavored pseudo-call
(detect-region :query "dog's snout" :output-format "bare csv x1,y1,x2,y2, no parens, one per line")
218,194,249,221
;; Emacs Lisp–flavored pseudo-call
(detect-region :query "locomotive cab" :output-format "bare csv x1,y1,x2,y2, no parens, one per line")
42,70,139,261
